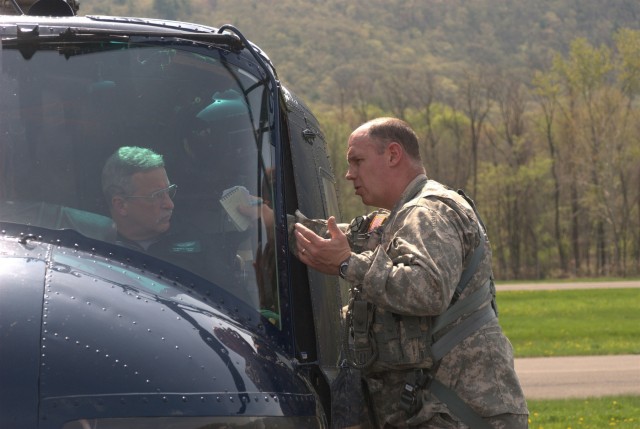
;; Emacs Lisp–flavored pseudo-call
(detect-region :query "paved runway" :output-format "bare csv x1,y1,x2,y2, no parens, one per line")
496,280,640,291
515,355,640,399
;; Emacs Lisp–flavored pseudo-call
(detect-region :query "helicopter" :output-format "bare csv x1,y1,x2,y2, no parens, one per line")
0,0,348,427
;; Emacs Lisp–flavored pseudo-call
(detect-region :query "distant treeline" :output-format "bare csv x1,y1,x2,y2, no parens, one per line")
318,30,640,280
77,1,640,279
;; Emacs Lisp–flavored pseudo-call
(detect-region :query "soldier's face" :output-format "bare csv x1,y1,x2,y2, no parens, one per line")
345,132,392,208
113,168,175,241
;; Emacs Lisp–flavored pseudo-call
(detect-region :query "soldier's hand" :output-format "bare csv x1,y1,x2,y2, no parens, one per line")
295,216,351,275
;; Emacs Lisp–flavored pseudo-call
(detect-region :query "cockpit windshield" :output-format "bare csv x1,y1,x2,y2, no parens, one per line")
0,38,280,324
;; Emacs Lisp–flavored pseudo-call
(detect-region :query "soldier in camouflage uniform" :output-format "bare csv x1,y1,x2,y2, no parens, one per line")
295,118,528,428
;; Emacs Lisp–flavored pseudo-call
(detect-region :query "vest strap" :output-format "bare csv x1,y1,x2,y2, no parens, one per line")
430,378,493,429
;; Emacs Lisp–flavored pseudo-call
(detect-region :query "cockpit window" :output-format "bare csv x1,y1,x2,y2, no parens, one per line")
0,40,280,325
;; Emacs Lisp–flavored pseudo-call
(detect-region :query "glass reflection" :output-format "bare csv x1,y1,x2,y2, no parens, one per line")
0,42,280,324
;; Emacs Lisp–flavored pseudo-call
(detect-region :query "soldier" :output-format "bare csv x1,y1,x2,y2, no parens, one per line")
294,118,528,428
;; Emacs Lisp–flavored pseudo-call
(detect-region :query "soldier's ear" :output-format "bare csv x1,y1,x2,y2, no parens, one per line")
387,142,403,166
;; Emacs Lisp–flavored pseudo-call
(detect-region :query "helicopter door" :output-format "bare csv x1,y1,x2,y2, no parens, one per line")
283,95,343,382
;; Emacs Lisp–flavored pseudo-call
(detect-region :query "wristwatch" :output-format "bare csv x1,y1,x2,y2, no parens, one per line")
339,257,350,279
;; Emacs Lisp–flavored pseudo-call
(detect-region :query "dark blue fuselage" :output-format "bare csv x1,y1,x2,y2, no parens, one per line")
0,225,317,428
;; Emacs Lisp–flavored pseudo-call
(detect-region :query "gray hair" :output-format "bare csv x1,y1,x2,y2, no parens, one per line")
102,146,165,204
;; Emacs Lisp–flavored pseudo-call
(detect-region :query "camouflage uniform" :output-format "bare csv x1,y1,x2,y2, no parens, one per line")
338,175,528,428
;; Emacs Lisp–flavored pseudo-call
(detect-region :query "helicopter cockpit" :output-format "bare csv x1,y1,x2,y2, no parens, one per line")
0,31,281,324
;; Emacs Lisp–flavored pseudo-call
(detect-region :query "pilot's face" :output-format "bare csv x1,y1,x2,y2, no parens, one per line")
345,131,391,208
113,168,175,241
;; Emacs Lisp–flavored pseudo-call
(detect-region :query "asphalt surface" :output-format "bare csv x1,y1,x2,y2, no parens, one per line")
515,355,640,399
496,280,640,292
497,281,640,400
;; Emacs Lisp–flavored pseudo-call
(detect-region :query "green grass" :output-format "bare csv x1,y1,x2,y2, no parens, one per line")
495,288,639,425
497,288,640,357
527,396,640,429
497,277,640,285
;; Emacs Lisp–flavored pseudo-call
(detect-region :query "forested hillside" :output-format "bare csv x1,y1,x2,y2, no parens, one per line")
75,0,640,280
78,0,640,103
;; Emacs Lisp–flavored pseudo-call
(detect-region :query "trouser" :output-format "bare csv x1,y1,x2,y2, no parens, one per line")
363,370,528,429
380,413,528,429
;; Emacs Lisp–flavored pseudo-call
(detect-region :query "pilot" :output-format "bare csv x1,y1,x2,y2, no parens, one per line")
101,146,212,277
101,146,271,311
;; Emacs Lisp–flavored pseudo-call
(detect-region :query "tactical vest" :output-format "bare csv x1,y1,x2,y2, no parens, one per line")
345,183,495,369
344,183,498,428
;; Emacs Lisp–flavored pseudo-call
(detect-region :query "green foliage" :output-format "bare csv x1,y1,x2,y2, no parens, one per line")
527,396,640,429
76,0,640,106
555,38,613,96
498,289,640,357
615,28,640,96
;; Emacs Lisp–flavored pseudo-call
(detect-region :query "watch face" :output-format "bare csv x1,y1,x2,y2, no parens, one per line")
340,261,349,278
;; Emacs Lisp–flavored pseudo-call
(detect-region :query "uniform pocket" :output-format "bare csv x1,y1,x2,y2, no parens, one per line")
372,310,433,367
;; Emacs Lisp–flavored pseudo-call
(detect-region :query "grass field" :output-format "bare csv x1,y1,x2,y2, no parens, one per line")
497,287,639,427
527,396,640,429
496,288,640,357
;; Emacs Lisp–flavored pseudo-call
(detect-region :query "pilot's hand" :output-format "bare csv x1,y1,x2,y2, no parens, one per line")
237,200,274,229
295,216,351,276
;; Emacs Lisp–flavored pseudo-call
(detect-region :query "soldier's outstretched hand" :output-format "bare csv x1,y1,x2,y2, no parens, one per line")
295,216,351,275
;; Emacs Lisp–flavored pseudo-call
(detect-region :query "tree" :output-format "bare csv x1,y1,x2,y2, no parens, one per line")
457,70,492,197
532,69,569,274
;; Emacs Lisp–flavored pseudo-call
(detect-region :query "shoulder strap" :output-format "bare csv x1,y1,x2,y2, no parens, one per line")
400,279,496,426
429,188,497,355
451,230,485,305
430,287,496,362
456,188,488,232
400,188,498,426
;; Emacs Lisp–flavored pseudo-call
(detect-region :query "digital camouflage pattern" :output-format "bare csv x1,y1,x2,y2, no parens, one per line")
340,175,528,428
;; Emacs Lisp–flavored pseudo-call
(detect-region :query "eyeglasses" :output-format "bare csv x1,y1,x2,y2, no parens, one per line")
124,184,177,201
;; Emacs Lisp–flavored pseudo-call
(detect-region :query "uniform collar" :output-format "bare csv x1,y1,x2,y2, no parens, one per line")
378,174,429,239
392,174,429,212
